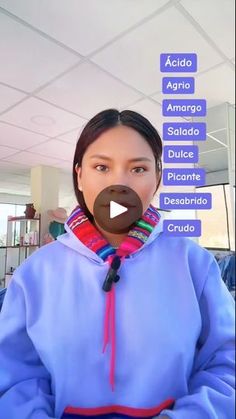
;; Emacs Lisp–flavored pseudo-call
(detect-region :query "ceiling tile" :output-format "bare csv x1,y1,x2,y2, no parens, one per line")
0,97,86,136
0,160,30,173
0,160,30,195
0,13,80,92
37,62,142,118
199,147,228,172
194,64,234,107
180,0,235,59
0,122,49,149
28,139,75,161
151,93,193,122
207,129,228,146
0,145,19,158
57,127,84,144
153,64,235,108
0,0,169,55
3,150,63,167
197,137,226,153
0,84,26,113
54,160,73,172
0,172,30,185
0,182,30,195
91,7,222,95
126,98,187,133
192,103,229,132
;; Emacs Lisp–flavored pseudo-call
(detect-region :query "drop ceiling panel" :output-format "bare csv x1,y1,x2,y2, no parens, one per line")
0,160,29,174
0,13,80,92
199,147,228,172
0,145,19,158
197,137,226,153
28,139,75,161
152,64,235,108
126,98,187,133
208,129,228,146
180,0,235,59
151,93,192,122
37,62,142,118
91,7,222,95
0,98,86,137
54,160,73,171
0,84,26,113
194,64,235,107
3,150,64,167
57,128,83,145
0,182,30,194
0,122,49,149
1,172,30,185
0,0,169,55
193,103,228,132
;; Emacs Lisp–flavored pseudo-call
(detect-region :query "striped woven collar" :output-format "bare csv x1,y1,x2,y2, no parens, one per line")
66,204,161,261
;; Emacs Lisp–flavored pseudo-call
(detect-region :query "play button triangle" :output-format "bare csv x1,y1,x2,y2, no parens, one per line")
110,201,128,219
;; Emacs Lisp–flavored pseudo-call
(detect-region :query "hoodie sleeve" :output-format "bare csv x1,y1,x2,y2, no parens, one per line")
160,257,235,419
0,277,56,418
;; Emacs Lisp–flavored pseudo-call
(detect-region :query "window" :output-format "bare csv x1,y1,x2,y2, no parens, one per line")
196,184,235,250
0,204,25,247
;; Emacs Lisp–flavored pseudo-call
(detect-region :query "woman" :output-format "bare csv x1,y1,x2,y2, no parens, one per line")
0,109,235,419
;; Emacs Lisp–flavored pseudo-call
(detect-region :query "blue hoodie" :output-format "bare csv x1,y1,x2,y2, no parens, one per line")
0,216,235,418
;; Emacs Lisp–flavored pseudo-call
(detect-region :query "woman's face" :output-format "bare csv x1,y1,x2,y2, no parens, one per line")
76,125,161,216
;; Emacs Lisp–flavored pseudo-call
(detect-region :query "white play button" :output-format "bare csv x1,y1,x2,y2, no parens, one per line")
110,201,128,219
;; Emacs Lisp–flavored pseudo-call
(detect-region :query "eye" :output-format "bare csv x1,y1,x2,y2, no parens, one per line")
95,164,109,172
132,167,147,174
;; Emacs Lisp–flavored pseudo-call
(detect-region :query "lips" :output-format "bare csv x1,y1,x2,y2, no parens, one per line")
102,202,135,208
118,202,135,208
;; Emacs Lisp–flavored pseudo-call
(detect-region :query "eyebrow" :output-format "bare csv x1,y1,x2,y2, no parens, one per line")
89,154,152,163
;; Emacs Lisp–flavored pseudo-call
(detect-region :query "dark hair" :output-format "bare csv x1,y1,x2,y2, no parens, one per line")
73,109,162,220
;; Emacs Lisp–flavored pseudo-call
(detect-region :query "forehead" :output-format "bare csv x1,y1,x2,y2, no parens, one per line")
85,125,154,158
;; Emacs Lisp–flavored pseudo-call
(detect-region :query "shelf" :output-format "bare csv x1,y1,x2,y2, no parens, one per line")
4,214,41,288
5,245,39,248
8,216,40,221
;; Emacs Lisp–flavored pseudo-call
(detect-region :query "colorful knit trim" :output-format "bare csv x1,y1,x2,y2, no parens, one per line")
66,204,161,261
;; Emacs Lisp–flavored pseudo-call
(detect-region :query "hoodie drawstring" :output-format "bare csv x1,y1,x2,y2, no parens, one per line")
102,288,116,391
102,255,119,392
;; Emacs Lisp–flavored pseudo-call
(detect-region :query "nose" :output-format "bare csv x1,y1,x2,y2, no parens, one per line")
107,171,130,191
107,184,129,194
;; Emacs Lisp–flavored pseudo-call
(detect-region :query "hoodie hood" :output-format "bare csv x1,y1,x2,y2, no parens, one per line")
57,204,163,391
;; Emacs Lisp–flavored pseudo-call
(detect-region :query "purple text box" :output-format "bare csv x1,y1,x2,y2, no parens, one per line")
163,220,201,237
162,77,195,94
159,193,212,210
162,99,206,117
163,168,205,186
163,146,199,163
163,122,206,141
160,53,197,72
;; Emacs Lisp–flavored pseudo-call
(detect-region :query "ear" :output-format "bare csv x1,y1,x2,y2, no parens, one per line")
75,164,83,191
153,171,162,195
